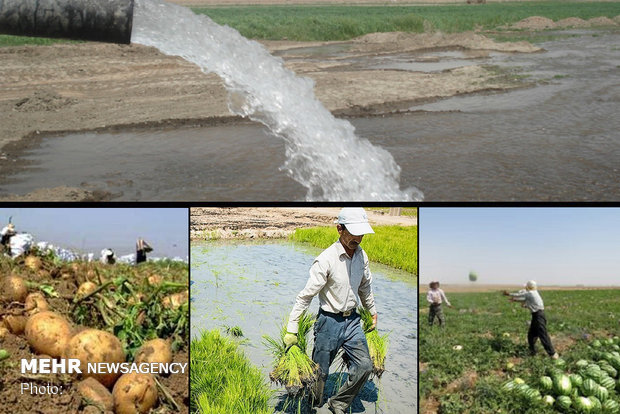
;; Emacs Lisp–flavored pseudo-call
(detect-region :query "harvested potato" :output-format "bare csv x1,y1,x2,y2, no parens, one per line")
162,291,188,310
0,325,8,339
25,311,73,357
112,373,158,414
76,282,98,300
77,377,114,411
147,274,162,285
64,329,125,388
25,256,42,271
0,275,28,302
24,292,49,315
4,315,28,335
134,338,172,365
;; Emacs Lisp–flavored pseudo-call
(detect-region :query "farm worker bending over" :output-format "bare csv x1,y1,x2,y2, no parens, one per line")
284,207,376,414
503,280,559,359
427,281,451,327
136,237,153,264
100,248,116,264
0,222,16,255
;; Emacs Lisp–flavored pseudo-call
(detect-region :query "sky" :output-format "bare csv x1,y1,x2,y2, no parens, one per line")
0,208,188,259
420,207,620,286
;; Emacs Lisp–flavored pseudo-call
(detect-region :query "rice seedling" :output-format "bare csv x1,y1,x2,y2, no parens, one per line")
191,329,272,414
359,307,389,378
263,311,319,397
224,325,244,337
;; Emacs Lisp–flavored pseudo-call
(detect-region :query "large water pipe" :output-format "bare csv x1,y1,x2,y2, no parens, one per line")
0,0,134,44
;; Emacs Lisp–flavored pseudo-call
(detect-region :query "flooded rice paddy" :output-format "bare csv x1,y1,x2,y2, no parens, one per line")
190,241,418,413
1,30,618,201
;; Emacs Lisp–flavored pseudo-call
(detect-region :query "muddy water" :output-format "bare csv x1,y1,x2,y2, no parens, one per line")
191,241,417,413
2,30,618,201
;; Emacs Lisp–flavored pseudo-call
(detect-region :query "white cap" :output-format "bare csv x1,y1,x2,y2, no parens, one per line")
525,280,537,289
335,208,374,236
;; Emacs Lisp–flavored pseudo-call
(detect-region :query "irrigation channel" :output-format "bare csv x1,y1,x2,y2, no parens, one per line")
3,29,619,201
191,241,418,414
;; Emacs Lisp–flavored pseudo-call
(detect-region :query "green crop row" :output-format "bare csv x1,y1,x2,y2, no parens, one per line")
291,225,417,274
194,2,620,41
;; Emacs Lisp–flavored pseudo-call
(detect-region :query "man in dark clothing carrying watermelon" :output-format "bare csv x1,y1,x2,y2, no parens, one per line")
503,280,559,359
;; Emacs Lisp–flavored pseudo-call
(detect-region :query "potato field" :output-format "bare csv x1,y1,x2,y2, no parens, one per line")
420,289,620,414
0,247,189,414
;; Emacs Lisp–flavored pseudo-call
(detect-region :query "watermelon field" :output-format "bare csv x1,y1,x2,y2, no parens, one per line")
420,289,620,414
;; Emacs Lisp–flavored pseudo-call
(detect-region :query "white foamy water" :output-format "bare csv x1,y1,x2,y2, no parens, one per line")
131,0,422,201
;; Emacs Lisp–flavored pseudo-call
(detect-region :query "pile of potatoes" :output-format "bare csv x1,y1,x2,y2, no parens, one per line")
1,271,178,414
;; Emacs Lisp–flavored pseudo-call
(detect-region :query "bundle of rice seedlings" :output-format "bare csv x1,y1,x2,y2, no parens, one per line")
263,311,319,396
358,306,389,378
190,329,272,414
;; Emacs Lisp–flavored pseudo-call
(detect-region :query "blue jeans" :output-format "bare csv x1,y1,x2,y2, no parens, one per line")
312,309,373,412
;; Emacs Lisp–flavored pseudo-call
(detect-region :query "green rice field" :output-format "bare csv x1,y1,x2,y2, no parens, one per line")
291,225,417,274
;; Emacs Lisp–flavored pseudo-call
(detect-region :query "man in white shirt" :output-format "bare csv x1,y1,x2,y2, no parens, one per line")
504,280,559,359
284,208,377,414
427,281,452,327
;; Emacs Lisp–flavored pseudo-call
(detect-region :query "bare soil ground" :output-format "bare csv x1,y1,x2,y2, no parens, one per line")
190,207,417,239
0,27,549,200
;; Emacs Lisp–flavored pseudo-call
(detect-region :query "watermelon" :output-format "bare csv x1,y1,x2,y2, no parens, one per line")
582,379,599,396
525,388,542,402
514,377,525,385
589,396,602,412
606,339,615,346
610,356,620,371
577,360,591,369
594,340,603,348
555,358,567,368
554,374,573,396
502,380,517,392
585,365,604,382
601,377,616,391
515,383,531,395
556,395,572,411
603,399,620,414
548,367,564,379
540,376,554,392
571,373,584,388
601,365,618,378
602,353,615,362
613,345,620,352
594,385,609,402
543,395,555,406
575,396,595,412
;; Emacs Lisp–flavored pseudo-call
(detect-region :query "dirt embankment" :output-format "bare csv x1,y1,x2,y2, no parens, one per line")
190,207,417,240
